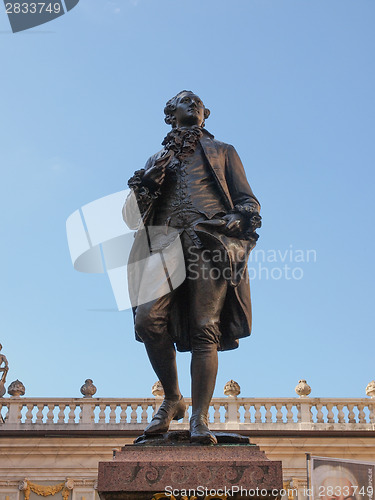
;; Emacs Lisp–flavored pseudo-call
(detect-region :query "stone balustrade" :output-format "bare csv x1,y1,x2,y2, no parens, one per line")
0,397,374,433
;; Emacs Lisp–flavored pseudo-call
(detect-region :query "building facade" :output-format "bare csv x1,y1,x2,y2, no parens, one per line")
1,392,375,500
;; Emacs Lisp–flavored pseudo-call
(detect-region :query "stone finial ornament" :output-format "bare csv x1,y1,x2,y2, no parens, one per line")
295,379,311,398
224,380,241,397
151,380,164,397
8,379,25,397
366,381,375,398
80,379,97,398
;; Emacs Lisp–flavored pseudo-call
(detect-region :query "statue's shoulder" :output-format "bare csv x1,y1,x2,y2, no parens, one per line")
201,130,233,150
212,139,233,149
145,148,165,169
200,132,234,153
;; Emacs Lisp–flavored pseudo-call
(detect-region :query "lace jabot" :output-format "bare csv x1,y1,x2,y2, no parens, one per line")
162,126,203,162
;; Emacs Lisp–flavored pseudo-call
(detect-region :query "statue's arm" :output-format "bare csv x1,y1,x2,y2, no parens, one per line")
122,155,163,230
123,187,143,230
224,144,262,237
0,354,8,370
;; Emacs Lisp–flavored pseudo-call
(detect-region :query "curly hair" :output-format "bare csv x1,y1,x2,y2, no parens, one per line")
313,464,359,500
164,90,210,128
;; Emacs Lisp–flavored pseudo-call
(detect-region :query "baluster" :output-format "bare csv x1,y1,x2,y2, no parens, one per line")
369,403,375,424
108,404,117,424
296,404,301,423
119,403,128,423
264,403,272,423
337,404,345,423
46,404,55,424
57,404,66,423
286,403,294,423
5,402,10,422
0,402,9,422
19,403,25,423
130,404,138,423
326,403,334,423
76,404,82,423
68,404,76,424
347,404,356,423
213,403,221,423
223,403,228,422
243,403,251,423
182,403,190,423
25,403,34,424
254,403,262,423
152,400,161,418
357,403,366,423
35,404,44,424
316,404,324,423
98,404,106,423
275,403,283,423
141,403,148,424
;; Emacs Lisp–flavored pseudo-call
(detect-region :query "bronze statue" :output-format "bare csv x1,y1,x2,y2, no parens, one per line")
123,91,261,444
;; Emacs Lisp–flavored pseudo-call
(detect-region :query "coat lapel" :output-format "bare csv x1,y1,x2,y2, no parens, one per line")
200,134,234,210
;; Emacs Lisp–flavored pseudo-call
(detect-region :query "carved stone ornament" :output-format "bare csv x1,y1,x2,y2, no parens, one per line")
295,379,311,398
64,479,74,490
18,480,28,491
80,379,97,398
366,380,375,398
151,380,164,397
224,379,241,397
18,479,71,500
8,379,25,397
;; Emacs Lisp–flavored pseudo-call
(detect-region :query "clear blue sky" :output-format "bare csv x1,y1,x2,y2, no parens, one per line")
0,0,374,399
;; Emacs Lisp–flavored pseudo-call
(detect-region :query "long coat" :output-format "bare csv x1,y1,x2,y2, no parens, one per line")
124,130,261,352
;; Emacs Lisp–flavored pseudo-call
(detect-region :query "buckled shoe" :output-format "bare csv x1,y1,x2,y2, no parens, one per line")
144,396,186,435
189,414,217,444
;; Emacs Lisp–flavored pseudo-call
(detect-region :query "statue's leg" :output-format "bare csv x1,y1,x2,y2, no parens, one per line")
187,244,227,444
135,295,186,434
190,344,218,444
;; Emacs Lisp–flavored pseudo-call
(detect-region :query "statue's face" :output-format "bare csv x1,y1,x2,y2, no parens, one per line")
174,92,205,127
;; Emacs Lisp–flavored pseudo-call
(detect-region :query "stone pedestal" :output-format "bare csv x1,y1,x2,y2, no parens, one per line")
98,438,283,500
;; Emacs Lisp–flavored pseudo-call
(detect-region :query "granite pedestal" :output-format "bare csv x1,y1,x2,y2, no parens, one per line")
98,433,283,500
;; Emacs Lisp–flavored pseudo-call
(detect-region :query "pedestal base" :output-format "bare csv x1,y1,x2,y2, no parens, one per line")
98,438,283,500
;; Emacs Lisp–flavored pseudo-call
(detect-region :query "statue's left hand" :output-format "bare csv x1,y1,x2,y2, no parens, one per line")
222,213,244,236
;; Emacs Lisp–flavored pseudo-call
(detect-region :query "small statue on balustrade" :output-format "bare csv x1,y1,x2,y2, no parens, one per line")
0,343,9,398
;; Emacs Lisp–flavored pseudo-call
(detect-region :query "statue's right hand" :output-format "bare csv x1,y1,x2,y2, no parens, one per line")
142,150,174,189
142,164,166,188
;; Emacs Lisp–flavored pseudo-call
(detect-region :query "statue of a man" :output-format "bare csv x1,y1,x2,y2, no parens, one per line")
0,344,9,397
0,344,8,379
123,91,261,444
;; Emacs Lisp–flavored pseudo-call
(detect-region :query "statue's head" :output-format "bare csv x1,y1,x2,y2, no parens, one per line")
0,344,2,351
164,90,210,129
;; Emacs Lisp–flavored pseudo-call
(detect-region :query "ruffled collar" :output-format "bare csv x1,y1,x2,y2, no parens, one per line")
162,126,203,162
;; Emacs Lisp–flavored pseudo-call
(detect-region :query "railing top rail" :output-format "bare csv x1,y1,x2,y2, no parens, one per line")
0,397,373,404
